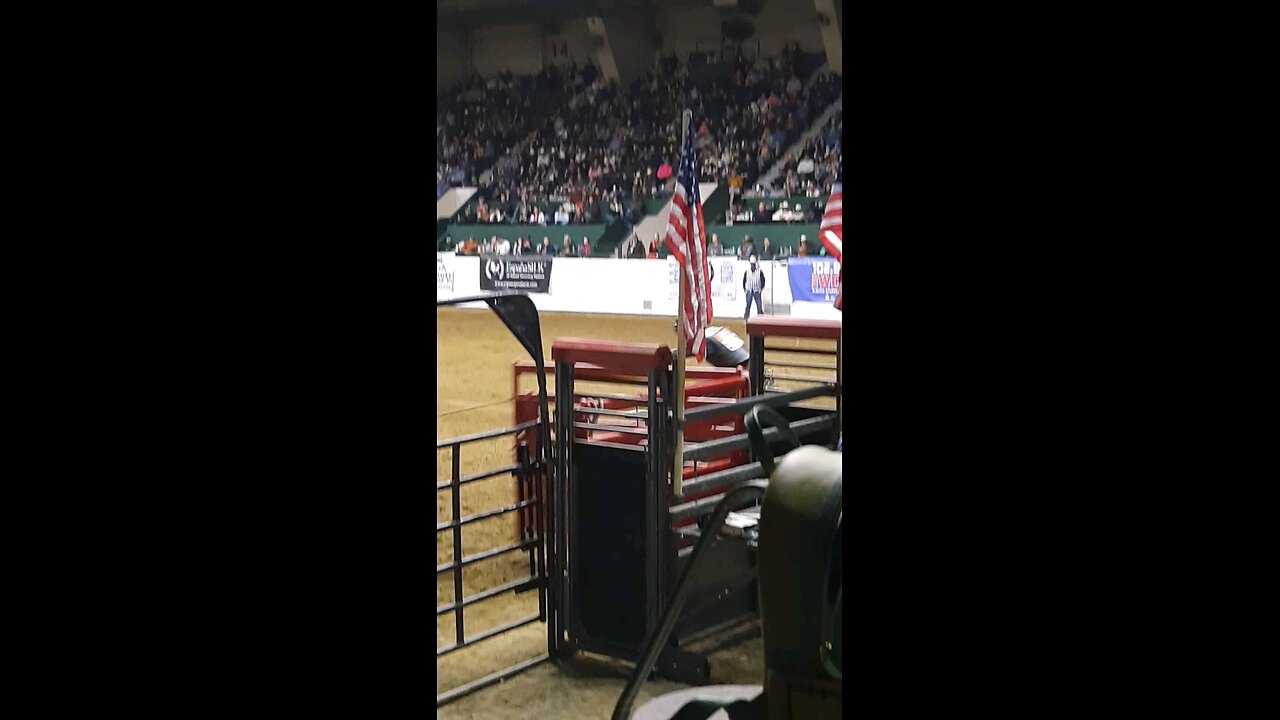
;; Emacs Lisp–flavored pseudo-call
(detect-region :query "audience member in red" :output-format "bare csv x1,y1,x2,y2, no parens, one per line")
648,238,659,259
580,237,591,258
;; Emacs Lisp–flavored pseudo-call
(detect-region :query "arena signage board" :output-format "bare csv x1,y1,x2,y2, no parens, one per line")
479,255,553,293
667,256,737,302
786,257,841,304
435,253,837,319
437,253,454,292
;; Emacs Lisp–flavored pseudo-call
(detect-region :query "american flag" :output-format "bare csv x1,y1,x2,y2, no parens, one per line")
819,181,842,311
664,117,713,360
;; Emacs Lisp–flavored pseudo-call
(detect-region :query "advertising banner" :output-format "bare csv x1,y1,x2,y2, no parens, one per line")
667,256,738,302
786,257,841,303
478,255,553,293
437,252,455,293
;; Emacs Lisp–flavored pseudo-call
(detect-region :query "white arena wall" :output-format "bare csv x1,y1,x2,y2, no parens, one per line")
437,254,841,322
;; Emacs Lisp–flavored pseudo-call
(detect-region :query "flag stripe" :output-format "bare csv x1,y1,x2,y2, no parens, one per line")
663,117,713,360
818,182,842,311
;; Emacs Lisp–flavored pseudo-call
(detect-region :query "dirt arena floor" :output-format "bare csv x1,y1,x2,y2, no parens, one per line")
437,309,837,719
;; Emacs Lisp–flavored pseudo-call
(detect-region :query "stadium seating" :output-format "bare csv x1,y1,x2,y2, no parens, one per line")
436,47,842,253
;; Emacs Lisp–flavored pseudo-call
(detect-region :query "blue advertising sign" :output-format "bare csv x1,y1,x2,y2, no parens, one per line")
786,257,841,303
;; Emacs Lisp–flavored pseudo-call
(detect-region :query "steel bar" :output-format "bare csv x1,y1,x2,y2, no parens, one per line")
611,482,769,720
683,384,836,423
572,422,649,435
436,538,540,575
436,575,537,616
669,481,768,524
436,463,519,491
767,372,836,384
437,654,551,708
572,406,650,418
763,344,837,354
676,462,767,499
682,415,834,461
435,498,538,532
436,418,539,449
451,447,465,645
436,614,542,658
436,291,525,307
571,390,658,403
764,359,837,371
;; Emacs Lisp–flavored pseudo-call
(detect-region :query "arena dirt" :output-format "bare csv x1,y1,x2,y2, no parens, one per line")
437,309,835,718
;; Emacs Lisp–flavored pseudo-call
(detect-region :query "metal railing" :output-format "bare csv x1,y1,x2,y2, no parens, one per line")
436,291,556,708
436,432,549,707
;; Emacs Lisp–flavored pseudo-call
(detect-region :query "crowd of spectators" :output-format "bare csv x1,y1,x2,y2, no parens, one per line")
690,47,838,192
444,232,594,257
704,231,817,259
763,108,842,199
444,224,829,261
439,61,640,228
436,43,843,245
436,71,555,197
727,197,824,225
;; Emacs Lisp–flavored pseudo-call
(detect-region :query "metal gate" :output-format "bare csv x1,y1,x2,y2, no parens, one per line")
436,293,556,708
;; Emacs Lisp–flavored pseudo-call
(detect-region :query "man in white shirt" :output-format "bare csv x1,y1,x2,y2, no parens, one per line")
742,255,766,320
495,236,512,255
554,206,570,225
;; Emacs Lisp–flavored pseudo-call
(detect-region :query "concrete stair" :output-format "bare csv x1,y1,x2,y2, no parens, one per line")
624,182,723,253
436,187,477,219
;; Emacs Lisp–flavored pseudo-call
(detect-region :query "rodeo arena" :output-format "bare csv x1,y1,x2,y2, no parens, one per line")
437,1,843,717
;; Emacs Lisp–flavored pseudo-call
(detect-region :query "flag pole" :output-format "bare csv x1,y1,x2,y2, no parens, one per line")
673,108,692,499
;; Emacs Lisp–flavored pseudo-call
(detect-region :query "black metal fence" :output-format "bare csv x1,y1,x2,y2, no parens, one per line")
436,293,556,708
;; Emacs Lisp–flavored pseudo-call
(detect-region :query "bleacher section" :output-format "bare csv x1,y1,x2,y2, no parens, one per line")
436,46,842,261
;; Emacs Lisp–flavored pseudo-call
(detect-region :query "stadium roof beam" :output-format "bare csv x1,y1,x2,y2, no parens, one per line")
813,0,842,75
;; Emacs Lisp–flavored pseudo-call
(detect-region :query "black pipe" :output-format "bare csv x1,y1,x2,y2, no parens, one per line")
683,384,835,423
612,481,769,720
682,415,834,462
